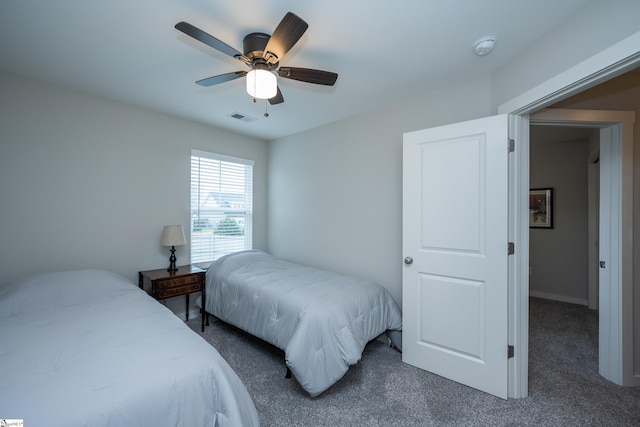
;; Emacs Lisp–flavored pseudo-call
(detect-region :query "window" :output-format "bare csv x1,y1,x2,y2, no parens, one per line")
190,150,253,265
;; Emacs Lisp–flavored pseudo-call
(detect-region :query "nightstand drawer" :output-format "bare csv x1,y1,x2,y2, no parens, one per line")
155,274,201,289
156,283,202,298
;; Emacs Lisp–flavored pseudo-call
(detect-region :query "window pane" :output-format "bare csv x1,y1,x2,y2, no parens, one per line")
190,151,253,264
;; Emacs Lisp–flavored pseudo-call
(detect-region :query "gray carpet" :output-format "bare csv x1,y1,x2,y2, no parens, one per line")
187,298,640,426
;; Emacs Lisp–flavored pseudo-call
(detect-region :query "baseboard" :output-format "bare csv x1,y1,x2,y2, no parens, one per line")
165,308,203,323
188,308,202,321
529,290,588,306
629,374,640,387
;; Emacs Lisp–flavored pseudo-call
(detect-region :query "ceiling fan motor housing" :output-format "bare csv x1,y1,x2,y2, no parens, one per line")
244,33,277,69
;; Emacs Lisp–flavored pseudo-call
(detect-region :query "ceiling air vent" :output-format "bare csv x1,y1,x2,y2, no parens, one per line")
228,112,257,123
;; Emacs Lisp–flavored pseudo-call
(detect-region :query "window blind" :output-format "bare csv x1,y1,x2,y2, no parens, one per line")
190,150,254,265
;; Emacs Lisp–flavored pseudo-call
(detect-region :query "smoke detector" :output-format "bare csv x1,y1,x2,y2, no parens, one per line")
474,36,496,56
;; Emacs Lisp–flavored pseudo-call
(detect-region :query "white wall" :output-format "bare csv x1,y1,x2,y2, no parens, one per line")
529,130,590,304
491,0,640,111
268,78,492,305
0,71,268,289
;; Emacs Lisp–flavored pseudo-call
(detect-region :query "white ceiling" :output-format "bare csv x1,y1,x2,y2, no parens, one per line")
0,0,592,140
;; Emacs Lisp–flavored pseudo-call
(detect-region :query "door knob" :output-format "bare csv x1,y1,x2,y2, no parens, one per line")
404,256,413,265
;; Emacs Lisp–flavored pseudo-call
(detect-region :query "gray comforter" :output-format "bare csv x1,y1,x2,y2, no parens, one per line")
202,250,402,397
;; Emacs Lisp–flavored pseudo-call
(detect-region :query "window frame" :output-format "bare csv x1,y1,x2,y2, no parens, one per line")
190,149,254,267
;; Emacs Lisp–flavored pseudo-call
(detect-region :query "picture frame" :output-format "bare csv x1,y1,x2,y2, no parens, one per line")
529,188,553,228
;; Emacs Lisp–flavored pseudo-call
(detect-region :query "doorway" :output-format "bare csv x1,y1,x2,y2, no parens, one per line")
528,124,599,378
524,108,635,392
528,125,595,306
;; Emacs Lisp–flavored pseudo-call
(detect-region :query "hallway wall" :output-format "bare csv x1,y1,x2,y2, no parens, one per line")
529,127,592,304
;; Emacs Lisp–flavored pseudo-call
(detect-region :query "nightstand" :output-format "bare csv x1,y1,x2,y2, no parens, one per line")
138,265,206,332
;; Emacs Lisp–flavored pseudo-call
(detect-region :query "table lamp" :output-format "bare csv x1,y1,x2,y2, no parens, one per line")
160,225,186,272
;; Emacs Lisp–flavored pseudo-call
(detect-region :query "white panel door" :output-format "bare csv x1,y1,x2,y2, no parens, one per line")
402,115,510,399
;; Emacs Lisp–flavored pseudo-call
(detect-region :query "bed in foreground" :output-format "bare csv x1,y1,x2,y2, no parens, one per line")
201,250,403,397
0,269,259,427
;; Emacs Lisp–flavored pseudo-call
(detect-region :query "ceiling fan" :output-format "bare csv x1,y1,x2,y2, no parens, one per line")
175,12,338,105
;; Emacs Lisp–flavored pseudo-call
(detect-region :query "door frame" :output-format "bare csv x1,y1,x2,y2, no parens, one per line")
498,30,640,397
587,139,600,311
529,109,635,387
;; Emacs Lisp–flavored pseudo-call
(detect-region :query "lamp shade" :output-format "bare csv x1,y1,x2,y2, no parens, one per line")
246,69,277,99
160,225,186,247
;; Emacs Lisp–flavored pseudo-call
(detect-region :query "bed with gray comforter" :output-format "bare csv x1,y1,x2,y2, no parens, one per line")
201,250,402,397
0,269,259,427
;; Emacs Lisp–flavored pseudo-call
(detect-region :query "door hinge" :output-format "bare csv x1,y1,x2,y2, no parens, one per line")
508,345,515,359
508,242,515,255
508,138,515,153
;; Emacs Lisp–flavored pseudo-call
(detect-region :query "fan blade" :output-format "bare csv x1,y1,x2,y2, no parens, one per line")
263,12,308,64
278,67,338,86
175,21,242,59
196,71,247,87
269,87,284,105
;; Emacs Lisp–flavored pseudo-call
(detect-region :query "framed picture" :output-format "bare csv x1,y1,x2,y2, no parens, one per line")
529,188,553,228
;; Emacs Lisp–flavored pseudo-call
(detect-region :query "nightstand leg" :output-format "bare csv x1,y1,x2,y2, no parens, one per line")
201,288,206,332
185,294,190,321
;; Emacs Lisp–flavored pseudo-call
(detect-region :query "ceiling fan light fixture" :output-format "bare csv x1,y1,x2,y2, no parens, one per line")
246,69,277,99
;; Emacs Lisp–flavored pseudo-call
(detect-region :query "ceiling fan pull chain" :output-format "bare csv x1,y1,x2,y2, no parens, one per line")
264,100,269,117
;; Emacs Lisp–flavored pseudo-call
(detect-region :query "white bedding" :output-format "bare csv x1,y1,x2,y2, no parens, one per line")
0,269,259,427
202,250,402,397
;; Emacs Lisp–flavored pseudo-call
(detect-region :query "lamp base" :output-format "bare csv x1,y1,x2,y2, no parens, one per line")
167,246,178,272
